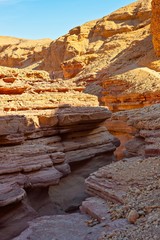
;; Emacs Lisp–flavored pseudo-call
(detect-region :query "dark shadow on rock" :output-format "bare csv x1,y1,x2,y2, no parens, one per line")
0,105,119,240
97,35,153,79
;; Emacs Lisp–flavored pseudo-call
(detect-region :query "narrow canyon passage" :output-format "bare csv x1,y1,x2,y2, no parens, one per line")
0,0,160,239
0,152,115,240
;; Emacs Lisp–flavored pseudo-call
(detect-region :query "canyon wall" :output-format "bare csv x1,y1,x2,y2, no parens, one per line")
0,37,52,69
1,1,159,111
0,0,160,239
105,104,160,159
0,106,119,207
151,0,160,56
0,67,120,240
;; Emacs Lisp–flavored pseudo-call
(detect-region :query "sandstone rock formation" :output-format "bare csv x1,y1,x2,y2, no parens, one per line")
101,68,160,111
151,0,160,56
0,0,160,239
85,156,160,239
0,37,52,69
0,65,119,239
105,104,160,159
14,155,160,240
1,0,160,111
0,66,99,112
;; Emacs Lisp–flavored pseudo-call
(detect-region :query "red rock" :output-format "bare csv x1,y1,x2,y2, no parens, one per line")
127,209,139,224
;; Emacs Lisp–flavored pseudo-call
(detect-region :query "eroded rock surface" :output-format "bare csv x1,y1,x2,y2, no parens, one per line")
85,156,160,240
105,104,160,159
151,0,160,56
0,106,118,206
0,100,119,239
13,213,129,240
0,0,160,111
0,1,160,239
0,37,52,69
15,155,160,240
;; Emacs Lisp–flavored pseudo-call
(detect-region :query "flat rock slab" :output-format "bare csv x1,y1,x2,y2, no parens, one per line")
80,197,111,222
0,183,25,207
13,213,128,240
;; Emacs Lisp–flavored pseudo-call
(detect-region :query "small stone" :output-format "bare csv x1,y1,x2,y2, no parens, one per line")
138,210,145,216
127,209,139,224
134,187,141,194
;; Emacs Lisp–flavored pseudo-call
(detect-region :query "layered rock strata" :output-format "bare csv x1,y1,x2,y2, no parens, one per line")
105,104,160,159
101,68,160,112
1,1,160,111
0,106,119,207
0,65,121,239
0,104,120,240
0,66,97,111
0,1,160,239
14,155,160,240
85,156,160,239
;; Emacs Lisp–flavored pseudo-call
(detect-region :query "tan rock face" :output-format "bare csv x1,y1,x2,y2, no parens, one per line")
61,57,85,79
93,0,151,38
0,0,160,111
0,1,160,239
0,37,52,69
0,66,98,111
151,0,160,56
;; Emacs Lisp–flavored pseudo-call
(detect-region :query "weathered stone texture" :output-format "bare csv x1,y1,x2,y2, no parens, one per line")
105,104,160,159
0,106,119,208
151,0,160,56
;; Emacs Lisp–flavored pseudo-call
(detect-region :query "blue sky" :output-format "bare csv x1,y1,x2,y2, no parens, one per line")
0,0,135,40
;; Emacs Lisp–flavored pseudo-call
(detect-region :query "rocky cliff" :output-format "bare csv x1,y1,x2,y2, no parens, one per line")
151,0,160,56
0,37,52,69
0,101,120,239
84,155,160,240
0,67,120,240
105,104,160,159
0,0,160,111
0,0,160,239
0,106,118,206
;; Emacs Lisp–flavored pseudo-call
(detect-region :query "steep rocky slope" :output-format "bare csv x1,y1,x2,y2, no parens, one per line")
151,0,160,56
0,67,120,240
0,0,160,239
0,37,51,69
0,0,160,110
105,104,160,159
85,155,160,240
13,153,160,240
0,96,119,239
